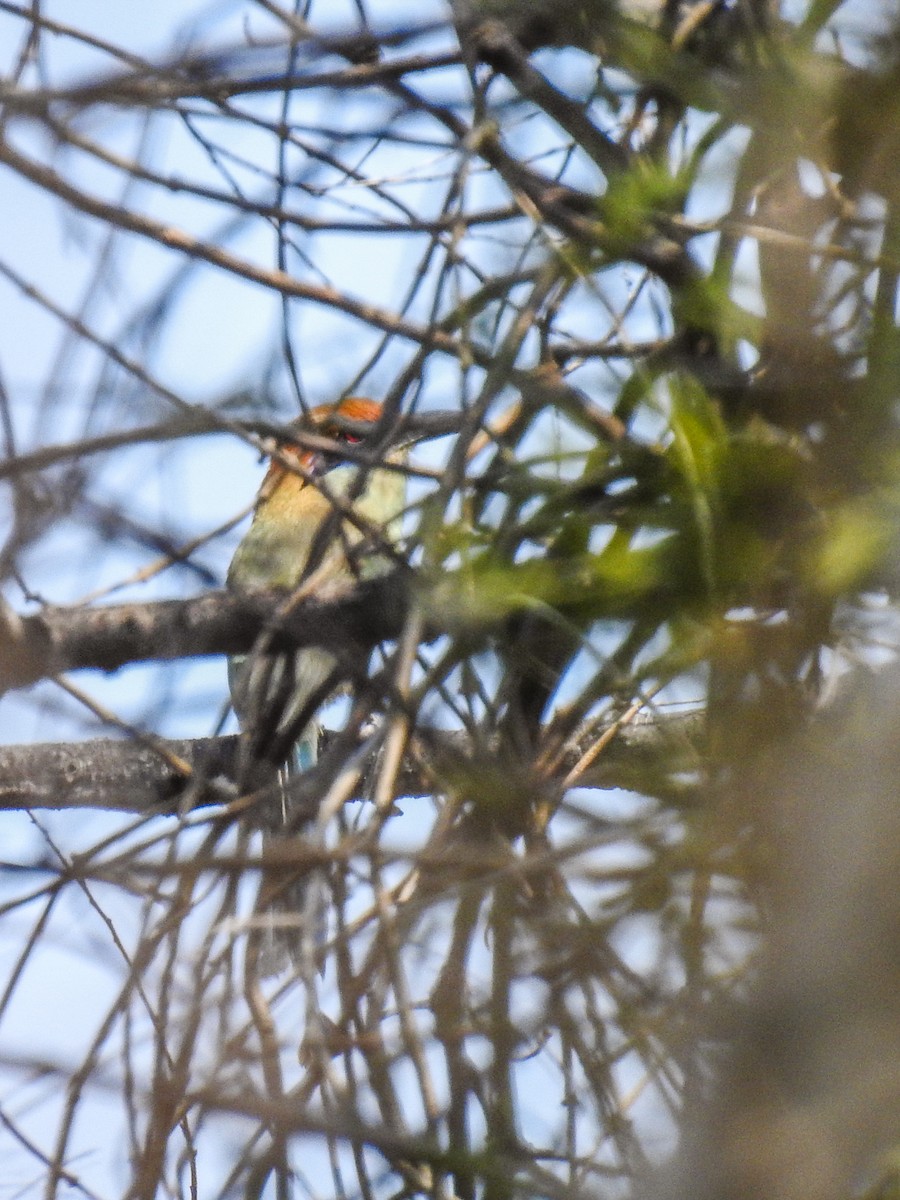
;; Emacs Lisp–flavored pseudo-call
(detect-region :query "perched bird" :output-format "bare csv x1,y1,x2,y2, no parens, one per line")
227,396,406,972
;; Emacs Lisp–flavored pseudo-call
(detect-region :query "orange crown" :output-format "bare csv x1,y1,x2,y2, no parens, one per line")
310,396,383,430
256,397,385,500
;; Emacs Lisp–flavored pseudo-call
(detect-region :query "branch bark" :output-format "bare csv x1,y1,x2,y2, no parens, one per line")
0,574,411,693
0,713,704,813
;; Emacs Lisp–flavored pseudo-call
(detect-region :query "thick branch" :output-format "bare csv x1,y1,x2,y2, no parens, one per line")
0,575,411,692
0,715,703,813
0,735,236,812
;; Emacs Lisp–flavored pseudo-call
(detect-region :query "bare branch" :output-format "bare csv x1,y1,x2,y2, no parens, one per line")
0,712,703,813
0,575,411,692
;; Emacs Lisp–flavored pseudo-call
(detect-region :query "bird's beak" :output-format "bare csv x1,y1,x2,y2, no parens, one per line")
305,450,329,478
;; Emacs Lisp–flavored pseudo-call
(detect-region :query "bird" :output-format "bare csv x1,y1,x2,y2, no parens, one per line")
226,396,406,973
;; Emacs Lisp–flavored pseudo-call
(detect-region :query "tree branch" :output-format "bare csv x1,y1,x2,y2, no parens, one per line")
0,714,704,814
0,575,411,693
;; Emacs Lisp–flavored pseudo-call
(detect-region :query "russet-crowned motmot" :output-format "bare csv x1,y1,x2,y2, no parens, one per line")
227,396,405,972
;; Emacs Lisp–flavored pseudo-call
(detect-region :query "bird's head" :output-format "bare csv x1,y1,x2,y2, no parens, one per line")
257,396,390,501
230,393,407,598
308,396,386,467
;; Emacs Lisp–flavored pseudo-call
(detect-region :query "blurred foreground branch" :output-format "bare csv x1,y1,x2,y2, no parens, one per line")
661,664,900,1200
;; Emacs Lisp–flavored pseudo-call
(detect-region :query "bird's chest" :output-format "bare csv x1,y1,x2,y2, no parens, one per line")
227,471,358,592
227,464,402,593
228,514,332,590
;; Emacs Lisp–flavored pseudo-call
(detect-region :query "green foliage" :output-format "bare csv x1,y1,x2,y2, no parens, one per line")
602,158,692,247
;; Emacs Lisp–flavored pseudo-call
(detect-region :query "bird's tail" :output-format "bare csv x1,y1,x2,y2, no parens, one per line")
252,728,327,977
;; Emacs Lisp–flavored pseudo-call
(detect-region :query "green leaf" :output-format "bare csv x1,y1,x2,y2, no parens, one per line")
664,373,728,595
